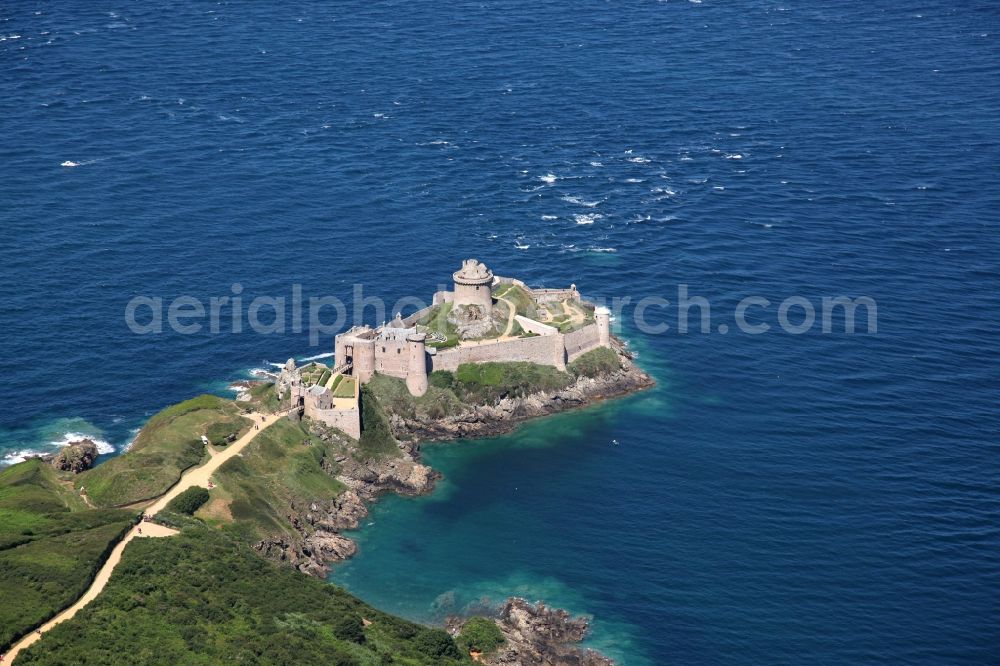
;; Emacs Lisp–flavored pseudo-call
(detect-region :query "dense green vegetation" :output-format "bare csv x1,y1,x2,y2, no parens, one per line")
207,418,348,545
0,459,135,650
166,486,210,515
358,386,401,459
449,362,573,404
77,395,251,508
369,361,577,418
568,346,621,378
16,526,472,665
456,616,505,656
368,373,465,421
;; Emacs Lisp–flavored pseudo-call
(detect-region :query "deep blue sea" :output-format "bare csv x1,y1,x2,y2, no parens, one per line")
2,2,999,663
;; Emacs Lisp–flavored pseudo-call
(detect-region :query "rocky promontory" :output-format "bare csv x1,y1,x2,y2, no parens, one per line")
448,598,614,666
48,438,99,474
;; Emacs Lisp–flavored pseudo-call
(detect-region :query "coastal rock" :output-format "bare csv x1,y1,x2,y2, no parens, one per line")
310,530,357,560
335,455,439,501
50,439,99,474
449,598,613,666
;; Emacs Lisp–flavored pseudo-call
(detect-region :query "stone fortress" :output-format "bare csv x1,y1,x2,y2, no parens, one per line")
277,259,611,439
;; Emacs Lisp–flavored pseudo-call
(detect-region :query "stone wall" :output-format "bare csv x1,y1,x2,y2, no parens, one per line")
402,304,436,327
306,406,361,440
532,288,579,304
373,338,411,378
431,333,567,372
563,323,602,362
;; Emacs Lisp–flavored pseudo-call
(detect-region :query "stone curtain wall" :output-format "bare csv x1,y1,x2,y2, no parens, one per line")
532,288,579,304
306,406,361,439
563,323,602,362
402,304,436,327
431,334,566,372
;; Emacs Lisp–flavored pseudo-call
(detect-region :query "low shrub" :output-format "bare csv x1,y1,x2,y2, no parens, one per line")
166,487,210,515
457,617,505,655
568,347,621,378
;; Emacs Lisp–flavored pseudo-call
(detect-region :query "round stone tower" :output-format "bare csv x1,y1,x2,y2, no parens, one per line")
354,338,376,383
595,306,611,347
405,333,428,397
452,258,494,317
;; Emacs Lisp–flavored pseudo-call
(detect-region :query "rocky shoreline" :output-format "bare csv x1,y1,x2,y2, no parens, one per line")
254,343,652,663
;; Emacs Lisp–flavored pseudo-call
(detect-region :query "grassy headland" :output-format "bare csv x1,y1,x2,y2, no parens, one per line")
0,459,135,650
76,395,251,508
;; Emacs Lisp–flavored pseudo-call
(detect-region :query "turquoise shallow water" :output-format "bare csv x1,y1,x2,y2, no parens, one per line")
2,1,999,663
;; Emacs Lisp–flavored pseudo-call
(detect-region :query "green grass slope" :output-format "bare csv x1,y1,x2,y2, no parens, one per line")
16,526,471,666
205,418,348,545
0,459,135,650
77,395,252,508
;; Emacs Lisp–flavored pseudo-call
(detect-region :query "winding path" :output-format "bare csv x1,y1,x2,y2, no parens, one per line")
5,410,286,664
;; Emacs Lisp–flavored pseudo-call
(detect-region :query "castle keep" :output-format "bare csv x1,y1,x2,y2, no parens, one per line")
277,259,611,438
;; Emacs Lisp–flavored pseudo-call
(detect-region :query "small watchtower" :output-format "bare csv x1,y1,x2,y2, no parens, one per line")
452,259,494,318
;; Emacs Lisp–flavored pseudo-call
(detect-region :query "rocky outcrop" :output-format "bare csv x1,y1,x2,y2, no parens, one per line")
49,439,99,473
391,347,653,443
254,420,439,577
448,598,613,666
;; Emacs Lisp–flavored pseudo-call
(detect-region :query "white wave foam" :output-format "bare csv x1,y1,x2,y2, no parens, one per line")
2,449,46,465
725,153,744,160
61,160,79,167
575,214,602,225
300,351,335,362
651,187,677,197
514,242,531,250
541,215,558,220
626,156,650,164
562,195,600,207
588,247,617,253
122,428,141,452
51,432,115,455
589,161,603,167
539,173,557,184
